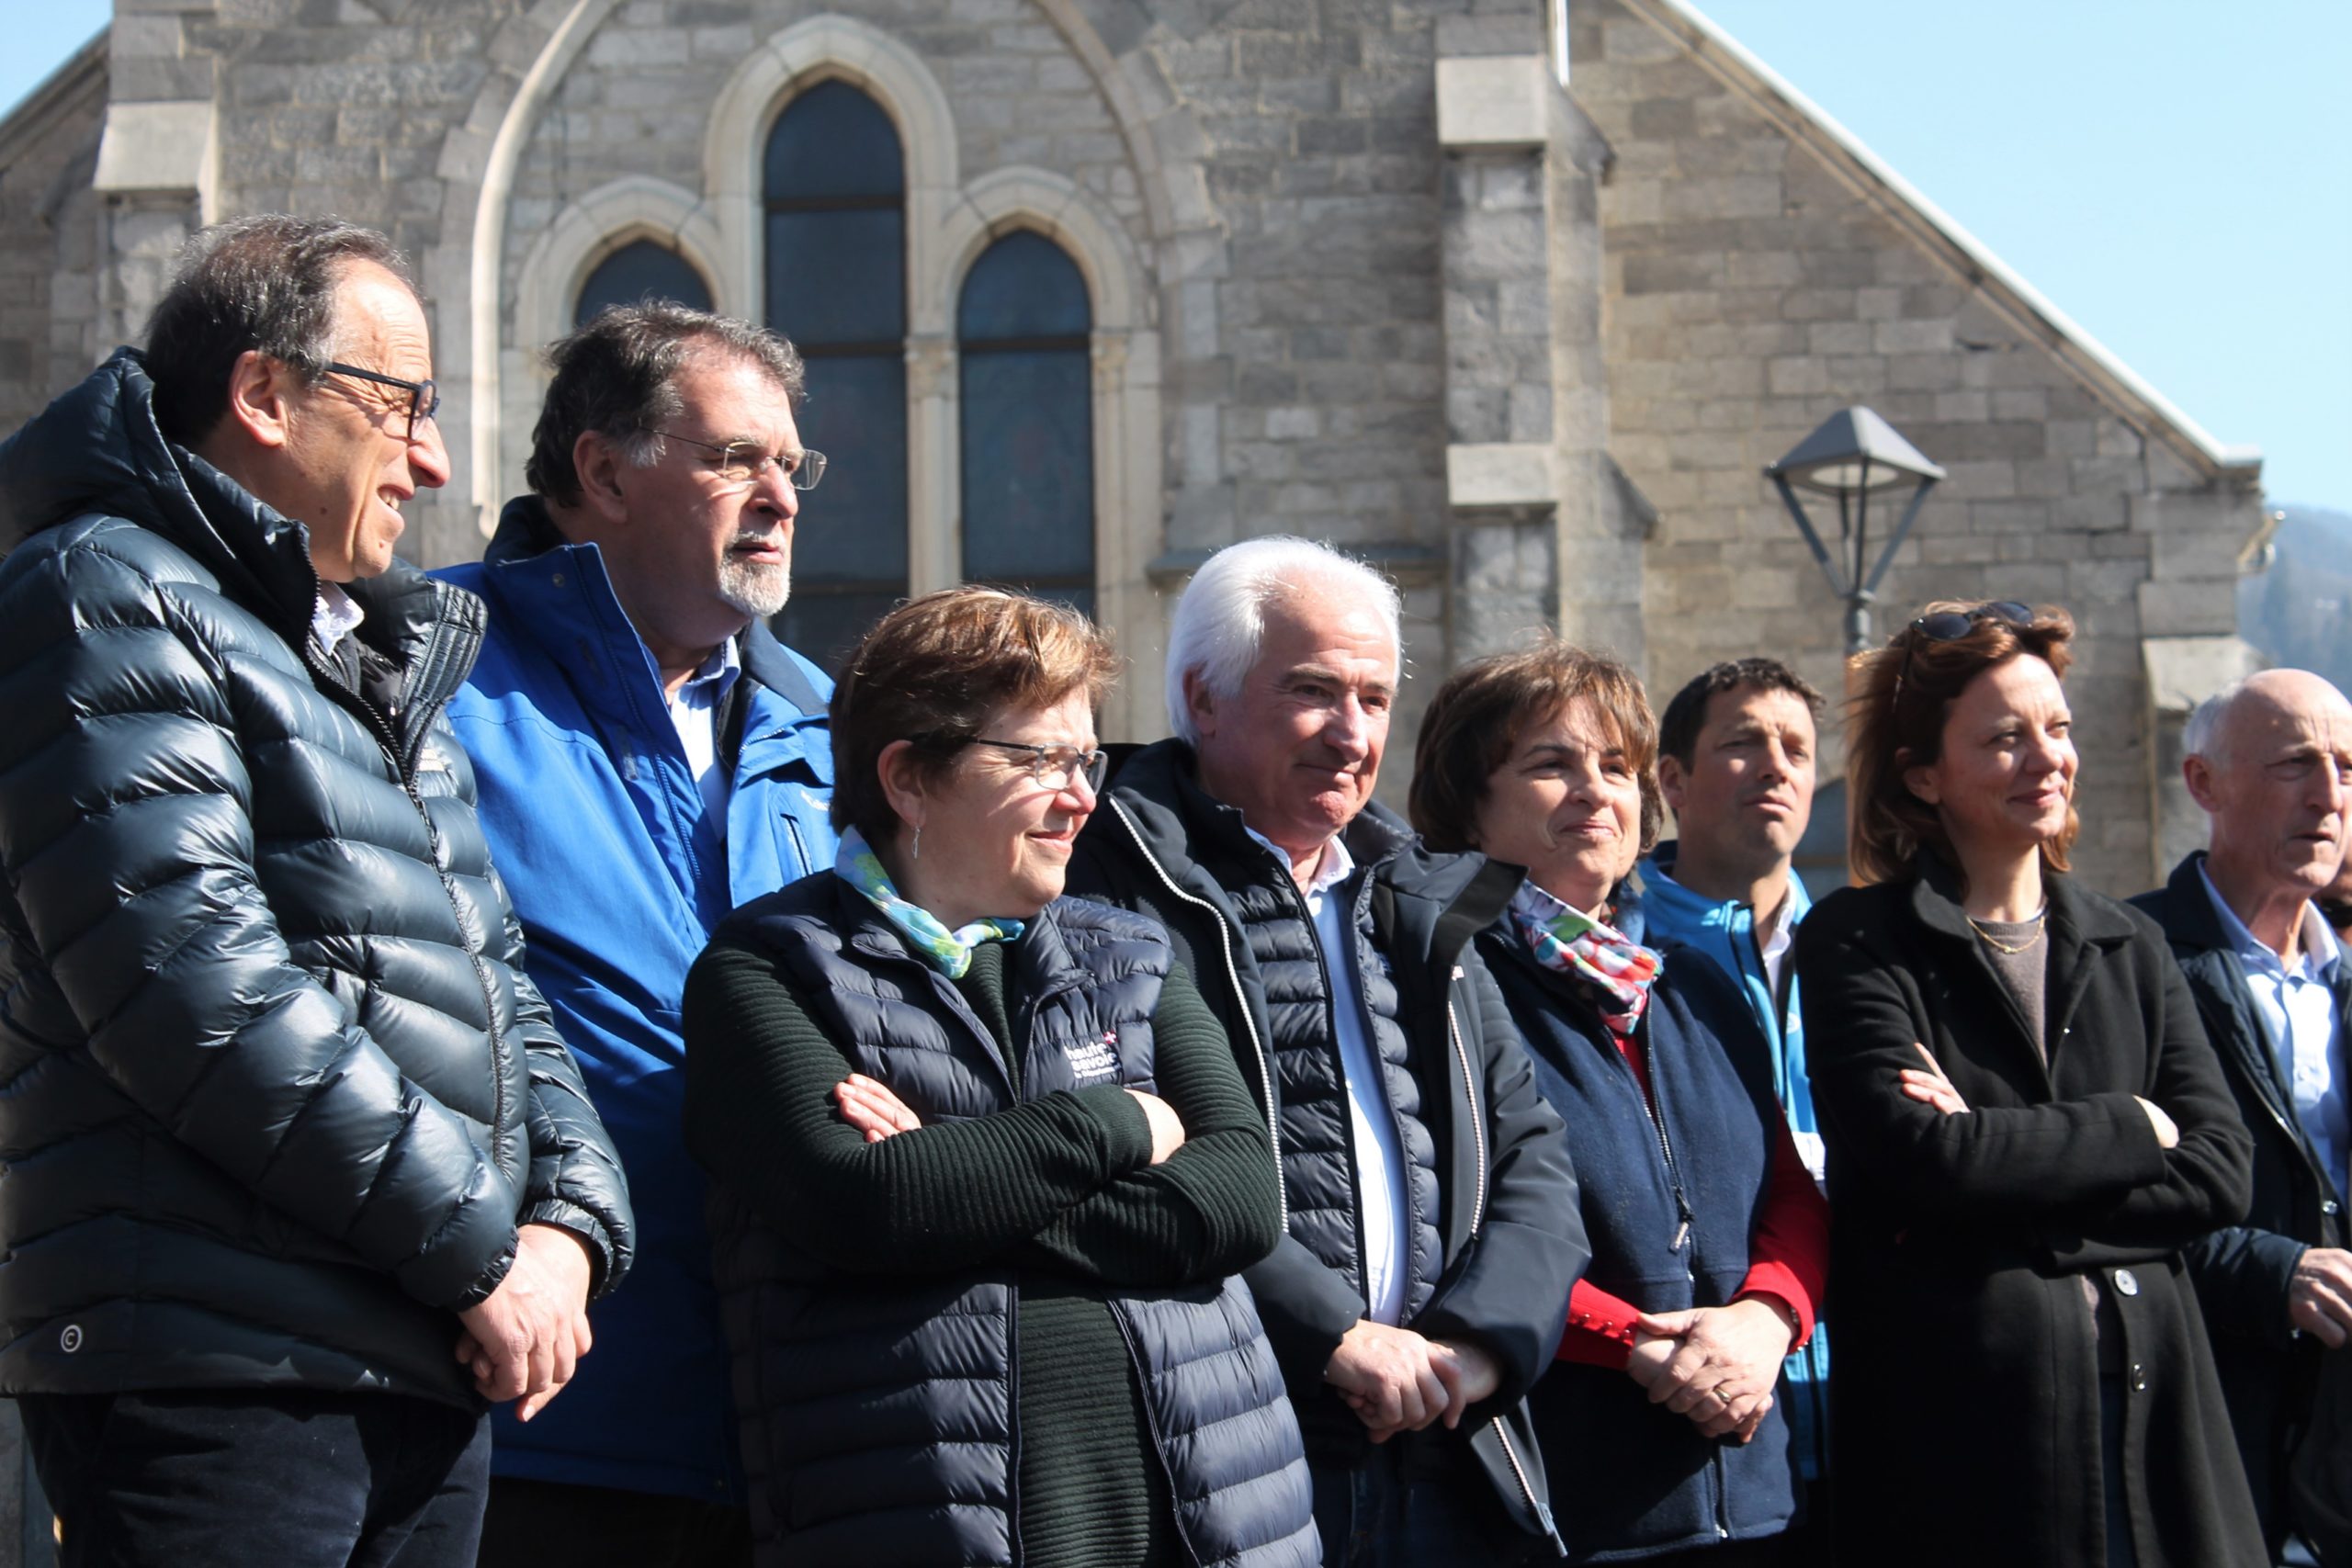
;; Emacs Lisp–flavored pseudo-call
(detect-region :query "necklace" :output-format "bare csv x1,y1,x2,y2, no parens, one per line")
1967,908,2048,954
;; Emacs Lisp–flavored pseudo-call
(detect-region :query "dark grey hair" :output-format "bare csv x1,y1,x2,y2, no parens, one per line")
144,214,417,446
526,304,808,507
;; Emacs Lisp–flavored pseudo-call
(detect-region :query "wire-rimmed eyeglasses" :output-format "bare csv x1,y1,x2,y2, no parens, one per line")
641,427,827,491
960,737,1108,795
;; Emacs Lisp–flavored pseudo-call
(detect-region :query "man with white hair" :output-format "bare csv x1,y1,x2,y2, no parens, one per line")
2132,667,2352,1559
1067,536,1585,1564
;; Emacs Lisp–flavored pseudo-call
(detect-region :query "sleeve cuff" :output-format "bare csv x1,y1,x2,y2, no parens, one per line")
1557,1280,1640,1369
1070,1081,1154,1173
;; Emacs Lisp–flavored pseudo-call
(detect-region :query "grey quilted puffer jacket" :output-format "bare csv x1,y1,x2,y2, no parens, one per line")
0,348,633,1407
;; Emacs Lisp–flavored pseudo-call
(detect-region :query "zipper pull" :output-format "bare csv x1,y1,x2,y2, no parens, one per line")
1670,1219,1690,1252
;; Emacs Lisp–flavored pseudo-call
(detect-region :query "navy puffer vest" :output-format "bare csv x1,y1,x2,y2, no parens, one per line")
1484,926,1800,1558
1216,829,1444,1324
709,876,1317,1568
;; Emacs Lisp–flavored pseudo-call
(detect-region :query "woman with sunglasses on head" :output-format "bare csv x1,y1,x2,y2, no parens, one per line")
681,587,1317,1568
1796,600,2264,1567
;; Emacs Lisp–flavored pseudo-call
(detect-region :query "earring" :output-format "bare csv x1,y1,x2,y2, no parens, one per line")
910,825,922,862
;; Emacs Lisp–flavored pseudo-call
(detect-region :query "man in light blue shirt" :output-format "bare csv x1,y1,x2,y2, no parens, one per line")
2135,667,2352,1558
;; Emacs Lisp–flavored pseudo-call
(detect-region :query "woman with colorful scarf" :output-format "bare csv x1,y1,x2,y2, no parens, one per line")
680,588,1317,1568
1410,641,1828,1566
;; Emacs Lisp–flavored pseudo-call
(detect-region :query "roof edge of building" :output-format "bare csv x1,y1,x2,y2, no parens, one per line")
0,28,108,175
1623,0,2262,488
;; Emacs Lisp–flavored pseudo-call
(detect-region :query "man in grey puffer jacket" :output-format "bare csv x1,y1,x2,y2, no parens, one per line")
0,216,633,1566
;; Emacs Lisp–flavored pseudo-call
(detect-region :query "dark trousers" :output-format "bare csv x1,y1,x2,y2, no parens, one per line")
1312,1441,1527,1568
19,1388,489,1568
475,1476,752,1568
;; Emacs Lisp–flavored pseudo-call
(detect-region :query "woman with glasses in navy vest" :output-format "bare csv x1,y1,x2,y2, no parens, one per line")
1796,600,2262,1567
1410,641,1828,1565
682,588,1317,1568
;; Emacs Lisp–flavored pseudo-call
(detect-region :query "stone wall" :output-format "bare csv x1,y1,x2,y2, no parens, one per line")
0,50,105,442
1572,0,2264,893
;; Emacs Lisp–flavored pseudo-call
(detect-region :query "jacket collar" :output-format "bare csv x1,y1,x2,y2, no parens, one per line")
481,493,827,722
1640,839,1815,936
1903,847,2135,951
3,349,338,650
2152,851,2234,954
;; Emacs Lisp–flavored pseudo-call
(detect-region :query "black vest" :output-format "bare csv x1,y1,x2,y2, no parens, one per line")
708,878,1317,1567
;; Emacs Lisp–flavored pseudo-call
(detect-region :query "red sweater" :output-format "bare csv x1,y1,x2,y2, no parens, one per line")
1557,1025,1830,1369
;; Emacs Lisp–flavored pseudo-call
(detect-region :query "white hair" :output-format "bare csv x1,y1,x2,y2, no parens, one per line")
1164,536,1404,743
2181,678,2247,767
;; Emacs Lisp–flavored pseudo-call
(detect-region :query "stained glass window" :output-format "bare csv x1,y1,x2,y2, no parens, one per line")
574,240,712,326
764,81,909,670
958,231,1093,616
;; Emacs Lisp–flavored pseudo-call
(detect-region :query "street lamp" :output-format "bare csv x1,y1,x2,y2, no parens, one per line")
1765,406,1947,654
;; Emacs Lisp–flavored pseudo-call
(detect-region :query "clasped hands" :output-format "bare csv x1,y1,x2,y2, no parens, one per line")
455,1222,596,1422
1625,1297,1792,1443
1322,1319,1500,1443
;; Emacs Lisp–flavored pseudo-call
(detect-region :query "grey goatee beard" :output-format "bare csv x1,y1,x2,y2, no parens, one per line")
719,554,789,620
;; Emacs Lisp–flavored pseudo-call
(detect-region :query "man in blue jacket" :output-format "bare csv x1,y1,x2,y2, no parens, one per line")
439,304,837,1565
1637,657,1834,1543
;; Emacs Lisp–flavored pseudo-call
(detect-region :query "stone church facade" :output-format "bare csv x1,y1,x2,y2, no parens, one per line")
0,0,2267,900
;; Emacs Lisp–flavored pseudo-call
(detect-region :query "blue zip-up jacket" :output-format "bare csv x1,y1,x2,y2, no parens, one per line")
436,497,837,1503
1634,845,1829,1487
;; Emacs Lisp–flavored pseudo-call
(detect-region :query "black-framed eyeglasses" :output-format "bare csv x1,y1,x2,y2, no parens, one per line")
1892,600,2033,712
961,738,1109,795
641,427,827,491
322,362,439,441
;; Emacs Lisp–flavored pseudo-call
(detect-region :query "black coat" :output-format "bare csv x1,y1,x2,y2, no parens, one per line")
2132,852,2348,1551
1065,739,1587,1552
1795,856,2264,1567
0,350,632,1406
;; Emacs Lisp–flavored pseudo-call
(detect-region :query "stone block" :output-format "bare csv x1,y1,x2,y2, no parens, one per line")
94,101,213,195
1448,442,1556,508
1434,54,1549,150
2136,578,2238,637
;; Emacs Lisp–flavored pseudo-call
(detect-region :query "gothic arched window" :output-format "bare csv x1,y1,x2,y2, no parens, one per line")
957,231,1093,615
763,80,908,669
574,240,712,326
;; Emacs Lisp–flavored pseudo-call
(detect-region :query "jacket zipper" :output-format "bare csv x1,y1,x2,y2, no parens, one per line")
307,635,514,1156
1107,796,1287,1229
1489,1419,1558,1546
1107,1303,1208,1568
1445,967,1487,1237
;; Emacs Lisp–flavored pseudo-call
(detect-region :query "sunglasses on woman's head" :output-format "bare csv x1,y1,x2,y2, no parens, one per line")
1892,600,2033,713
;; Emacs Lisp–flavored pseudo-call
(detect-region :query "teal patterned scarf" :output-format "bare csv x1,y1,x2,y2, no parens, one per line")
834,827,1025,979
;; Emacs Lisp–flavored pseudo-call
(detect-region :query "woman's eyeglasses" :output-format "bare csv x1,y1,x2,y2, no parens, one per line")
963,738,1109,795
1893,600,2033,712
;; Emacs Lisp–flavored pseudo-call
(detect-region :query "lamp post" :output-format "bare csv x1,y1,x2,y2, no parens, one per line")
1765,407,1947,654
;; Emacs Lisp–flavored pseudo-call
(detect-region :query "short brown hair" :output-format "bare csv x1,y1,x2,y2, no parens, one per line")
1409,639,1664,857
830,588,1118,848
1847,600,2079,886
526,303,806,507
1657,658,1825,770
145,215,415,446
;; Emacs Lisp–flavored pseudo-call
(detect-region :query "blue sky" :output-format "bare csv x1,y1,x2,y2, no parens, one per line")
6,2,2345,510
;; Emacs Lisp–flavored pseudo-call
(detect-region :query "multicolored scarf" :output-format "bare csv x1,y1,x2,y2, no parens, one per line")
1510,880,1663,1034
835,828,1024,979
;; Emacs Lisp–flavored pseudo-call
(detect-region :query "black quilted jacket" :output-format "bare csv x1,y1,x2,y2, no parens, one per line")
0,349,633,1407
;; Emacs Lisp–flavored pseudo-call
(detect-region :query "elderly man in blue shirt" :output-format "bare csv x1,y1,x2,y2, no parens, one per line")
2134,667,2352,1562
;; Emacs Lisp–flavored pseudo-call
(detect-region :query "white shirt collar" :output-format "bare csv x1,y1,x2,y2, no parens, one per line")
311,581,365,656
1243,825,1353,897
